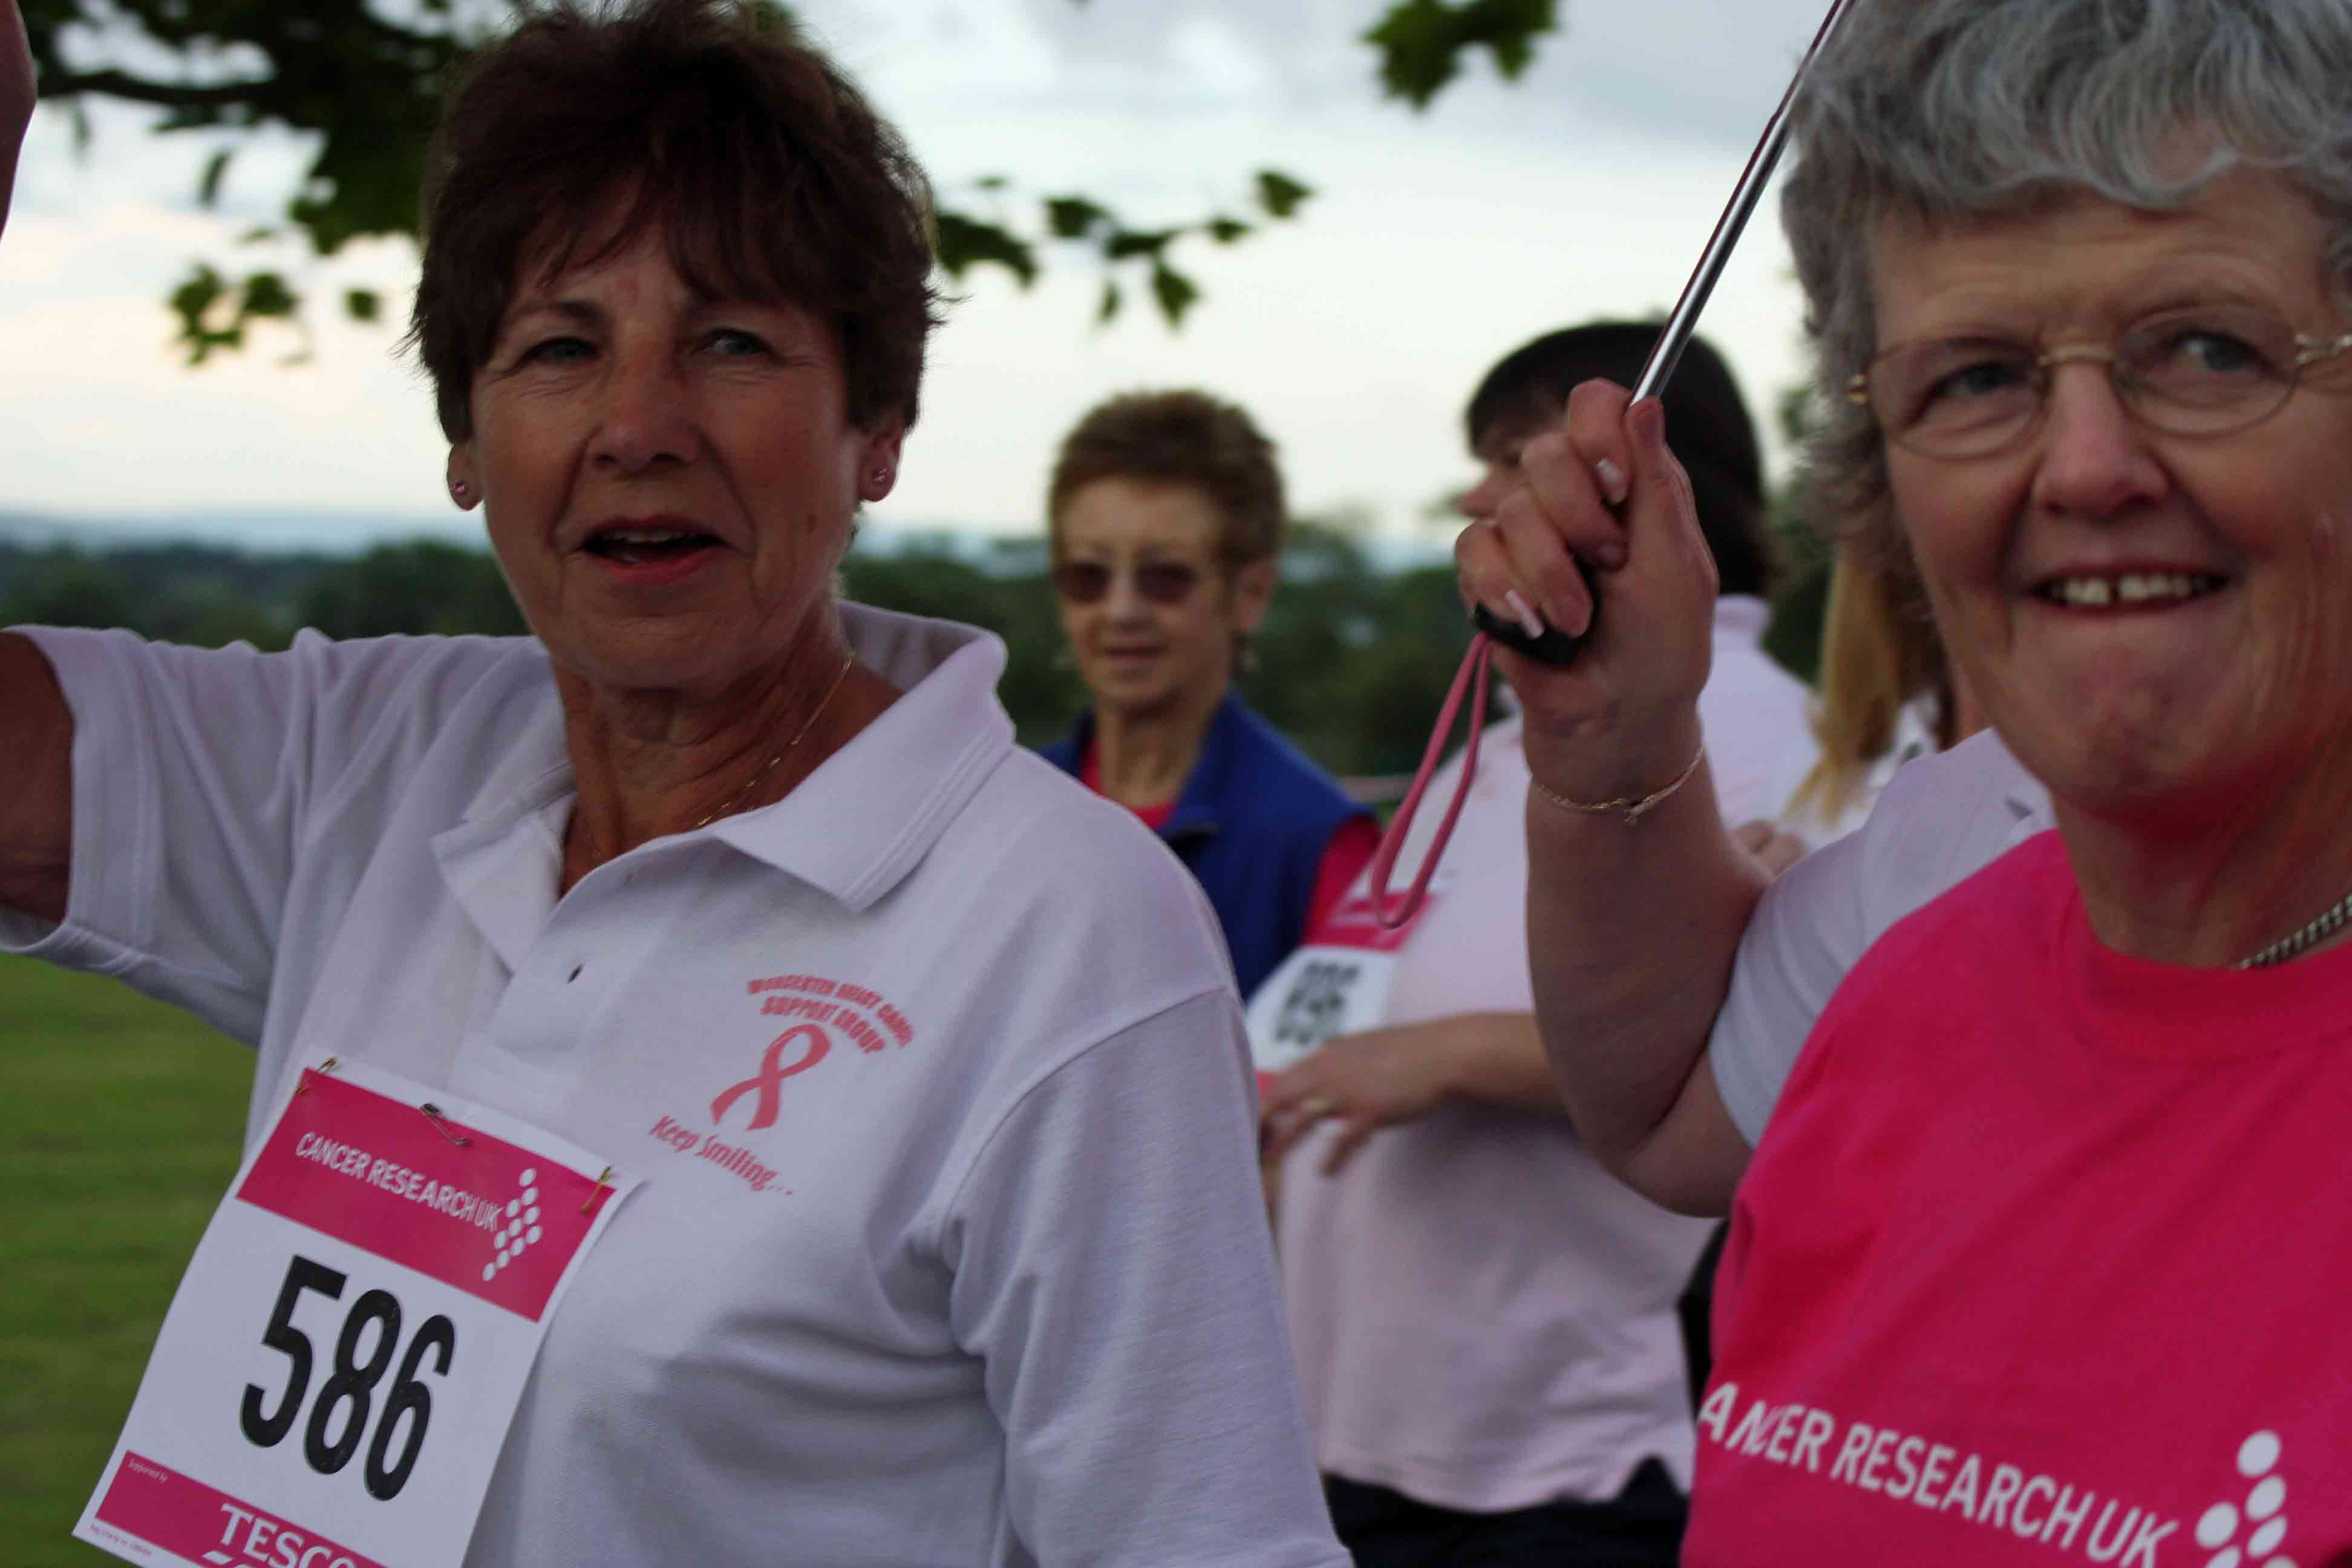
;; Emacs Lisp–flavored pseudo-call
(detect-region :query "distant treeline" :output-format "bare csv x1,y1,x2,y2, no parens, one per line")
0,528,1825,777
0,537,526,648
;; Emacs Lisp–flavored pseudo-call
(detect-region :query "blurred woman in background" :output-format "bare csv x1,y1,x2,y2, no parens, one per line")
1040,390,1375,998
1253,323,1809,1567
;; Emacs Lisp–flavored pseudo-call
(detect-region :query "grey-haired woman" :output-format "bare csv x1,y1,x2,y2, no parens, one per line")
1459,0,2352,1554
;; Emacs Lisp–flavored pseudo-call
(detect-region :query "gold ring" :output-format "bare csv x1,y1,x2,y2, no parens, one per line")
1295,1097,1336,1120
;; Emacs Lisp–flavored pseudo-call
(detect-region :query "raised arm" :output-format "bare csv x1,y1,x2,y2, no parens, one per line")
2,0,29,240
2,26,79,925
0,634,74,924
1456,382,1766,1216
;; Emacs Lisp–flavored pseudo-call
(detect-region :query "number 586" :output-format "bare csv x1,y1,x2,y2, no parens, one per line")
240,1255,457,1502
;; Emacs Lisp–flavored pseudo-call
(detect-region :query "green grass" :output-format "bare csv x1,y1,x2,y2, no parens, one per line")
0,956,252,1567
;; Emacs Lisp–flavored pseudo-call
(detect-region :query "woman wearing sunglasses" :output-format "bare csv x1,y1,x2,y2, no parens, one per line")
1039,391,1376,1000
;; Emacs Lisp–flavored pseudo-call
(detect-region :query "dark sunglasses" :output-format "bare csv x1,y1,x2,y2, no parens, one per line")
1050,560,1204,606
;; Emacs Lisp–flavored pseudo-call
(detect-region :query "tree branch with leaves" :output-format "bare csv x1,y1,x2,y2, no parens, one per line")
20,0,1558,359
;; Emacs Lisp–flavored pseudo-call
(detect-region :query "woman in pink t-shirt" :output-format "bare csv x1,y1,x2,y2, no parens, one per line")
1458,0,2352,1560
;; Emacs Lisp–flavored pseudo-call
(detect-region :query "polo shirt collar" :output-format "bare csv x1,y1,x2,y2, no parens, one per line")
434,606,1012,968
710,604,1012,910
432,691,573,974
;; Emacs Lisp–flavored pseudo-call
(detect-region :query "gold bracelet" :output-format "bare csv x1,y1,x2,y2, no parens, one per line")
1530,745,1705,827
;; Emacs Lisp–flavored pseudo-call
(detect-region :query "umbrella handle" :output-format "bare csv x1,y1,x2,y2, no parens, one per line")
1472,598,1590,667
1370,0,1859,907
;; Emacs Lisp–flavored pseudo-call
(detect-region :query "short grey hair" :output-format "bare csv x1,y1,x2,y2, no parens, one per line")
1782,0,2352,562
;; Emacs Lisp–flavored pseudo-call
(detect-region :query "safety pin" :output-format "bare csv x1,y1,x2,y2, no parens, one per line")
417,1103,473,1148
294,1056,340,1094
581,1166,613,1214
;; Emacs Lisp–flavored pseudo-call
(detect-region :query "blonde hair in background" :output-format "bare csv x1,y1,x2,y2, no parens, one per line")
1789,546,1949,825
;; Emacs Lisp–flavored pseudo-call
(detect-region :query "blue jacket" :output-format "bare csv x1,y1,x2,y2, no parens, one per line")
1040,695,1370,999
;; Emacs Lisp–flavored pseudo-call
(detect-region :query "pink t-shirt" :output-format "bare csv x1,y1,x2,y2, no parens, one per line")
1276,714,1720,1511
1690,831,2352,1565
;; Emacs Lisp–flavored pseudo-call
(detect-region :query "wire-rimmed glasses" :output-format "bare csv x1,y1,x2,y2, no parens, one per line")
1847,304,2352,460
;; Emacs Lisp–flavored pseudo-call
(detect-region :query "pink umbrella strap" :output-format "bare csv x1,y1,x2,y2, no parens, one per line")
1367,633,1494,930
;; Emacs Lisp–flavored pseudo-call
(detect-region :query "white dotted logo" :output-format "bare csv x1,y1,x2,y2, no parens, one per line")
2192,1431,2293,1568
480,1168,544,1282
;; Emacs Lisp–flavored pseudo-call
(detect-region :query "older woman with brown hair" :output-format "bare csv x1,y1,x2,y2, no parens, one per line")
1460,0,2352,1554
1040,390,1374,1001
0,4,1345,1564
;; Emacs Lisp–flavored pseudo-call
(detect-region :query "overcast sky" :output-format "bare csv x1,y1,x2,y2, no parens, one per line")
0,0,1838,552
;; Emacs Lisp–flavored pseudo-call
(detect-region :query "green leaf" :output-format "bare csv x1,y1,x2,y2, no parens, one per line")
933,211,1039,288
197,149,232,208
1097,279,1122,325
1045,195,1108,240
1104,227,1176,262
344,288,382,324
1255,169,1314,218
167,264,227,323
1362,0,1559,111
1149,262,1200,327
1206,215,1253,244
166,263,238,365
239,272,297,320
975,174,1010,191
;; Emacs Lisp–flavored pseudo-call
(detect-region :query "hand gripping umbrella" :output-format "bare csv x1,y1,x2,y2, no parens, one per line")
1367,0,1860,929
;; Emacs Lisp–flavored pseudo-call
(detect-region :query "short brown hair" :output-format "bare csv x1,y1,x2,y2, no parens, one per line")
1047,390,1286,564
410,0,939,442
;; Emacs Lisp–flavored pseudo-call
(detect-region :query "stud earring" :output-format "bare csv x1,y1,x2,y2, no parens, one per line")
872,469,890,488
451,480,471,500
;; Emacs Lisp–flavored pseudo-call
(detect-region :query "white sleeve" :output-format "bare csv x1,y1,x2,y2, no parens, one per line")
944,988,1346,1568
0,627,511,1044
1708,823,1870,1148
1707,729,2049,1146
1696,638,1818,827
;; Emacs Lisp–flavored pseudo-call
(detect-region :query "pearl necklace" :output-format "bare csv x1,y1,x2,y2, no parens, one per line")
688,655,857,831
2235,885,2352,970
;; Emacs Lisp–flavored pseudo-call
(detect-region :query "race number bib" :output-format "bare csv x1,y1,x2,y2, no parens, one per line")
75,1052,637,1568
1244,879,1445,1084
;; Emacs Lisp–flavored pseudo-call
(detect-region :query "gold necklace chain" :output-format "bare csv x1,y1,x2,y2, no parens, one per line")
2235,883,2352,970
689,654,858,831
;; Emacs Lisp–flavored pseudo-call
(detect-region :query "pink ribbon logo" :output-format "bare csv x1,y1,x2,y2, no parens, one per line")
710,1025,831,1131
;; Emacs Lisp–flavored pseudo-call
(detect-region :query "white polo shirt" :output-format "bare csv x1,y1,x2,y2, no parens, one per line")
1710,726,2054,1146
1270,596,1807,1512
3,604,1347,1568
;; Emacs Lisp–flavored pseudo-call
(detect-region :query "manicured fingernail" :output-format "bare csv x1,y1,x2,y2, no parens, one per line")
1636,399,1668,450
1503,590,1547,641
1595,458,1628,506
